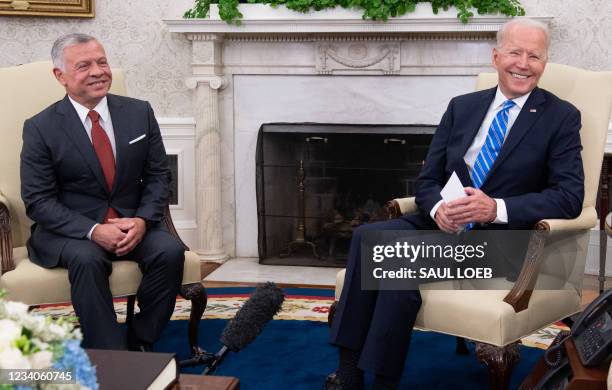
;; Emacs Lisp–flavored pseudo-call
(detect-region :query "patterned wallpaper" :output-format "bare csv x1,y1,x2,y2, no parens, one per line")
0,0,194,117
1,0,610,117
522,0,612,70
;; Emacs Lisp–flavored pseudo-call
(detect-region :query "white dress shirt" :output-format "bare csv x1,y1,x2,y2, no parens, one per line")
68,96,117,239
68,96,117,157
430,87,531,225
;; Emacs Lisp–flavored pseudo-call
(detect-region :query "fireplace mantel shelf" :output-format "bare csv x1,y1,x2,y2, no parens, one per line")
165,4,552,35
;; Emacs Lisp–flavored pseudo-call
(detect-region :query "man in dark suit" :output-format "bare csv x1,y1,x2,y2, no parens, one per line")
20,33,185,350
326,18,584,389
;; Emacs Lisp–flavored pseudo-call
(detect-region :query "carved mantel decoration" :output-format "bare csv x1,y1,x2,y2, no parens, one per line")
316,42,400,75
164,6,552,261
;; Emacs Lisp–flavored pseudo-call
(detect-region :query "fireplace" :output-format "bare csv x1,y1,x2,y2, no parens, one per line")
164,7,544,261
256,123,434,266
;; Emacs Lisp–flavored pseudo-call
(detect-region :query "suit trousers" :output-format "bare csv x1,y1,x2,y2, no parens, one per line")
329,213,435,378
59,226,185,349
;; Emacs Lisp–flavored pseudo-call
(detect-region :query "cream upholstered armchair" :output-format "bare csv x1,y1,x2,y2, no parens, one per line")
0,61,207,363
331,63,612,389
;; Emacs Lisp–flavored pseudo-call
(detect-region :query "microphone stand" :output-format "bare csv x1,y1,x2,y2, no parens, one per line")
202,346,230,375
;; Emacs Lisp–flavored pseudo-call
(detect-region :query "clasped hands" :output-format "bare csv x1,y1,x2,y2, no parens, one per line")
434,187,497,234
91,217,146,256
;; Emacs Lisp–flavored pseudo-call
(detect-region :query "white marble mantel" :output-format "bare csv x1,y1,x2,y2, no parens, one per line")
163,5,553,261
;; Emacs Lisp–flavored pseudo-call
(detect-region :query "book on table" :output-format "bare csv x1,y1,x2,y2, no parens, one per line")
87,349,178,390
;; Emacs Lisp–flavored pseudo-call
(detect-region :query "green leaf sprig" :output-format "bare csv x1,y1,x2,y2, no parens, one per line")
184,0,525,25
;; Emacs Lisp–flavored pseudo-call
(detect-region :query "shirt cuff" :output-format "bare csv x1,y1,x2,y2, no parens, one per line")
87,223,98,240
493,199,508,224
430,200,444,220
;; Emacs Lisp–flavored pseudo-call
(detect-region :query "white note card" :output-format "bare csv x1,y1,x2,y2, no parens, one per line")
440,171,466,202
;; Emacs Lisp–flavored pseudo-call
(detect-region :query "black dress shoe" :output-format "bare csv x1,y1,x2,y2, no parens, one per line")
324,372,344,390
324,372,363,390
127,328,153,352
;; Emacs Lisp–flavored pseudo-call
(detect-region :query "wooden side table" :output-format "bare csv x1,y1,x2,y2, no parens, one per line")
520,338,608,389
174,375,239,390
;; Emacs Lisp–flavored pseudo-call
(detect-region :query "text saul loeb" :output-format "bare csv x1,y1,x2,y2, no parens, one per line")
369,241,493,280
372,267,493,280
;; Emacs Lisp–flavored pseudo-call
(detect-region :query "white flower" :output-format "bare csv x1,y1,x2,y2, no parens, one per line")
0,319,22,349
48,323,68,339
21,315,47,337
29,350,53,369
0,347,32,369
3,301,28,320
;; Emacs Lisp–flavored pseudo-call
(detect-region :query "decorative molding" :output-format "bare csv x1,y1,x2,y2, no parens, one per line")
224,33,494,42
185,76,228,90
186,33,225,42
316,42,400,74
158,117,196,140
165,19,517,35
158,116,197,250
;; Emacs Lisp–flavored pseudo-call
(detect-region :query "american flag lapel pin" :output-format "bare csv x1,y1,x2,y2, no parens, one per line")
529,108,537,113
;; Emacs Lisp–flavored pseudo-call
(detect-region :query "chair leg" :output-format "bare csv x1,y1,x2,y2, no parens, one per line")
475,341,520,390
456,336,469,355
180,283,208,356
126,295,136,327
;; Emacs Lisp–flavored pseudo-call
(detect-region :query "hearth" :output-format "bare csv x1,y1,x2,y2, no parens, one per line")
256,123,435,267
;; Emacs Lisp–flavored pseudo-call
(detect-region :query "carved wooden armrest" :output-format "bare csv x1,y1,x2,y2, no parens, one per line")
0,193,15,274
385,196,417,219
385,200,403,219
162,205,190,251
503,207,598,313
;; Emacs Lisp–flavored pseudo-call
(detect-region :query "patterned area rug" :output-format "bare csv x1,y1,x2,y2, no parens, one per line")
31,287,568,350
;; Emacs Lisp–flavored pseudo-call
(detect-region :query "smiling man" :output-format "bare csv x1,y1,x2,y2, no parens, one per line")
327,19,584,389
20,34,185,351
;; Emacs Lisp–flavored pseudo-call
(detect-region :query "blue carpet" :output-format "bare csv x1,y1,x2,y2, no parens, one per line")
155,287,542,389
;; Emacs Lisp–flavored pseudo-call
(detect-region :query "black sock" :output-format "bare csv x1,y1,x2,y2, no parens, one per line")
373,374,400,390
337,347,364,389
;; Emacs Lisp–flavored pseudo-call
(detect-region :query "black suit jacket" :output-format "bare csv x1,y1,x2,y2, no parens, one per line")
415,86,584,229
20,94,171,267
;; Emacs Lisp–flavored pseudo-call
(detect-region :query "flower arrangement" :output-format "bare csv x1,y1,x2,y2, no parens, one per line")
0,291,98,389
184,0,526,25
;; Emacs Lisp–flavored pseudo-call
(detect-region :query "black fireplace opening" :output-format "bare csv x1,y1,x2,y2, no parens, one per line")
256,123,435,267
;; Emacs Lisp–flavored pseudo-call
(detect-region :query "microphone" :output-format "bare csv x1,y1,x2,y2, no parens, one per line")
190,282,285,374
221,281,285,352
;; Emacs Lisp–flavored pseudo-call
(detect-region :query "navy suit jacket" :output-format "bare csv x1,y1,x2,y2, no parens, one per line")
20,94,171,267
415,86,584,229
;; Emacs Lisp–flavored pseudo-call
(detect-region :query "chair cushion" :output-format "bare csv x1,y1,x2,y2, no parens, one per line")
0,247,202,306
335,269,581,346
416,278,581,346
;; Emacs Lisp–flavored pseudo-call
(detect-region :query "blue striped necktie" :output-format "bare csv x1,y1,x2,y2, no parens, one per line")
465,99,515,229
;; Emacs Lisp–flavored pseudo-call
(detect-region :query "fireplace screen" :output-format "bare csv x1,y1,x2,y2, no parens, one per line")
256,123,435,267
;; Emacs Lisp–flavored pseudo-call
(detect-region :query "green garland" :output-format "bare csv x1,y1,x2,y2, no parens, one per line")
184,0,525,25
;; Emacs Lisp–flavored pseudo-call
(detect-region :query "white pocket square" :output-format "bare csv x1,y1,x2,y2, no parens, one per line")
128,134,146,144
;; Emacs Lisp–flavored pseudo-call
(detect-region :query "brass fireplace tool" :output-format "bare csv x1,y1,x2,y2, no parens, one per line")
279,159,320,259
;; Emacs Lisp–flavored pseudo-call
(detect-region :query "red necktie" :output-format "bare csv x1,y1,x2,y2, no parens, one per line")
88,110,119,222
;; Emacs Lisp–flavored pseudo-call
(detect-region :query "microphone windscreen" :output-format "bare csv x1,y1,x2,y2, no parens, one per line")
220,282,285,352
